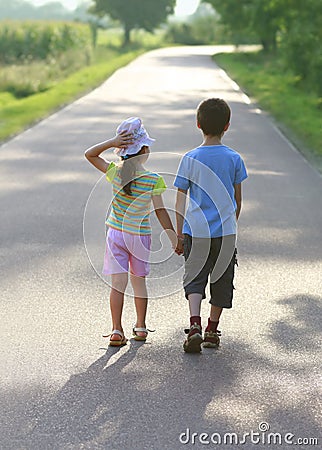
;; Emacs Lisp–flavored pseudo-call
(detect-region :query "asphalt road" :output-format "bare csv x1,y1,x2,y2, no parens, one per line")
1,46,321,449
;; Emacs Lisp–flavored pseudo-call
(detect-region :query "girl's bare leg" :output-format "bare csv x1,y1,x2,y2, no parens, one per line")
188,293,203,317
131,274,148,338
110,273,128,340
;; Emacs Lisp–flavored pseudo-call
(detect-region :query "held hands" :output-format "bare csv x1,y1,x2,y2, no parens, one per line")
174,235,184,255
166,231,184,255
112,130,134,149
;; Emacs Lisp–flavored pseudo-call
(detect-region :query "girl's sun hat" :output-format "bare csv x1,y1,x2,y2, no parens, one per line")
114,117,155,157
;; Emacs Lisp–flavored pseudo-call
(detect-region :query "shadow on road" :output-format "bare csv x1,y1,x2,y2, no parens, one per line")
1,292,317,449
18,334,236,449
268,294,321,352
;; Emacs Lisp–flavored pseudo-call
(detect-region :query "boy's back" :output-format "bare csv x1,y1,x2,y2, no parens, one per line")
174,143,247,238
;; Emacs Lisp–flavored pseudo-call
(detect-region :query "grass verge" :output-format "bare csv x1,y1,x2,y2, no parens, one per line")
0,27,168,143
214,51,322,172
0,50,142,142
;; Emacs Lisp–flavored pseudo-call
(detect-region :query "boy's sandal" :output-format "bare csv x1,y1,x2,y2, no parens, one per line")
132,327,155,341
103,329,128,347
203,330,221,348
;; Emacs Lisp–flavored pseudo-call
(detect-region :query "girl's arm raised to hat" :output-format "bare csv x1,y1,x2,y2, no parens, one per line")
84,131,133,173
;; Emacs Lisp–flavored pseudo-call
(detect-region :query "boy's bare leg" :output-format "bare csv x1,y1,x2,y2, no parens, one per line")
110,273,128,340
203,305,222,348
131,274,148,338
209,305,223,323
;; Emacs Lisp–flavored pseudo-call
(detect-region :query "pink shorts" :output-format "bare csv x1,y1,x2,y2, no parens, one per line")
102,228,151,276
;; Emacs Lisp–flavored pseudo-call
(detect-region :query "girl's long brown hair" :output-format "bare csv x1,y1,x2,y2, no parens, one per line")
120,146,146,195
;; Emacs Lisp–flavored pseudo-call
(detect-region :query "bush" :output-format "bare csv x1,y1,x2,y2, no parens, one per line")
281,21,322,95
165,9,243,46
165,23,203,45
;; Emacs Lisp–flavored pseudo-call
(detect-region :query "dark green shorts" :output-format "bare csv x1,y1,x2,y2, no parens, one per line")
183,234,238,309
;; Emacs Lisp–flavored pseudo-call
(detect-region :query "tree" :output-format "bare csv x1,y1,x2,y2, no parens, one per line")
279,0,322,93
248,0,283,52
203,0,281,51
90,0,176,45
202,0,255,47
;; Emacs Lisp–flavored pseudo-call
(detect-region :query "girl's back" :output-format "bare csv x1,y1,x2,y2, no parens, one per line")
106,162,166,235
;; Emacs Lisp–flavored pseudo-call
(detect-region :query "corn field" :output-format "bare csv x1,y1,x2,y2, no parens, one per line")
0,21,91,64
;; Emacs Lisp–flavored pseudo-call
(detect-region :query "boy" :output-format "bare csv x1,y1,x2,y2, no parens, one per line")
174,98,248,353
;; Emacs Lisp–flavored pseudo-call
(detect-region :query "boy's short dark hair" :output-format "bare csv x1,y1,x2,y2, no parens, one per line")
197,98,231,136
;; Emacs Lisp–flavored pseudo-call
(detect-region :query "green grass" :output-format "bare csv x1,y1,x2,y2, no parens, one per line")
0,51,143,141
0,48,92,97
0,50,143,141
0,27,167,142
214,51,322,171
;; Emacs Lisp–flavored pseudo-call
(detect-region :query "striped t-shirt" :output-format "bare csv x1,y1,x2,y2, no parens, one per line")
105,162,166,235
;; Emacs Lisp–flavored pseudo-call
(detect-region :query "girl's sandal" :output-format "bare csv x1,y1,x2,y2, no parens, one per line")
103,329,128,347
132,327,155,342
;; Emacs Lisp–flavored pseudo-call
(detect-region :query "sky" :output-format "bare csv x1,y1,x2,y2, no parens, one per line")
27,0,201,16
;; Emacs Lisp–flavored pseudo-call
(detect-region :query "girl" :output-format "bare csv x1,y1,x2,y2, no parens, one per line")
85,117,177,346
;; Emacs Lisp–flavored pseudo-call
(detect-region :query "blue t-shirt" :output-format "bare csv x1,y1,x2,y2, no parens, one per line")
174,145,248,238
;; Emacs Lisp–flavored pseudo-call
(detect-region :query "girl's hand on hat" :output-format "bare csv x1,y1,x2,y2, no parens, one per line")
113,130,134,149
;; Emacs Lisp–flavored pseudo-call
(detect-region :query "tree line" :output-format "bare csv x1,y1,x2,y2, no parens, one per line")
0,0,91,21
203,0,322,94
2,0,320,94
